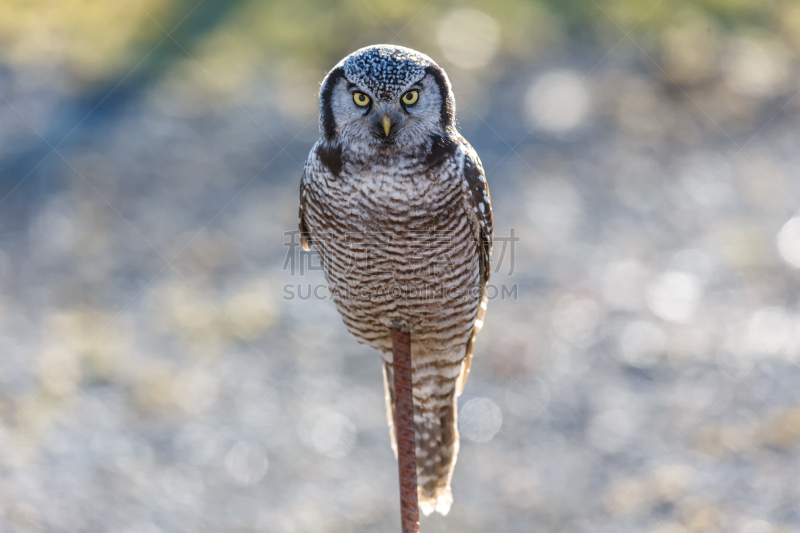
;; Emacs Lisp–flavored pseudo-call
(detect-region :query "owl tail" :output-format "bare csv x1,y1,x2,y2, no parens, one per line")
383,362,460,516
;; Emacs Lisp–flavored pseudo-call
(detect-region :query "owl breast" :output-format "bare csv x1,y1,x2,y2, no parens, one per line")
302,150,480,360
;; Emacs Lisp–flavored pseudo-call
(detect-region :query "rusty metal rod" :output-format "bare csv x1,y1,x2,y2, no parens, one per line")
391,326,420,533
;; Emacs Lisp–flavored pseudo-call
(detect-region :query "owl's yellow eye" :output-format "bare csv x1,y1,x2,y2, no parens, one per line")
353,92,370,107
402,90,419,105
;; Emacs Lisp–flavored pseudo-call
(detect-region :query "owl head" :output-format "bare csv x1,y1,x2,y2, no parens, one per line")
318,45,456,153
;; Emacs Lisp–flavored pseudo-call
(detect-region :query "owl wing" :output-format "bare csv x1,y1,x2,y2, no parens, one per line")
458,139,493,285
299,141,343,252
299,171,311,251
455,139,493,396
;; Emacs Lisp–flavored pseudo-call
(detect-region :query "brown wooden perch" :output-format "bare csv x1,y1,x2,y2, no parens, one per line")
391,326,420,533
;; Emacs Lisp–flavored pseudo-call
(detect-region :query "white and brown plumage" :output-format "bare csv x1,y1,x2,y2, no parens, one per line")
299,45,492,516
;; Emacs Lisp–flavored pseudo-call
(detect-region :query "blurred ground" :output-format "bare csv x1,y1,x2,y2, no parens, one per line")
2,1,800,532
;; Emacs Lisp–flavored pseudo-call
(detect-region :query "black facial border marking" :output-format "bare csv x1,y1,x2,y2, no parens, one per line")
320,67,346,142
425,134,458,169
316,142,343,177
424,66,455,131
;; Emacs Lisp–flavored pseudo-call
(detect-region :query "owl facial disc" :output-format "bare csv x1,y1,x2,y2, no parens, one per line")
319,44,456,149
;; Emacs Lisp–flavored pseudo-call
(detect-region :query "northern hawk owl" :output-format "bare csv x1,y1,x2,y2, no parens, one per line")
298,45,493,516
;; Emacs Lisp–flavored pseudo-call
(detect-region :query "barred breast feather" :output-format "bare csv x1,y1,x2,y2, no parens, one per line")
299,133,492,516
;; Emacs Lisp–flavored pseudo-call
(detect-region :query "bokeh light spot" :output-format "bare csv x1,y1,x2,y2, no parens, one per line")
601,260,648,311
740,520,774,533
551,295,601,346
437,9,501,70
460,397,503,443
646,272,702,323
746,307,792,355
311,412,357,459
777,217,800,268
619,320,666,368
224,441,268,485
526,70,592,133
723,37,791,98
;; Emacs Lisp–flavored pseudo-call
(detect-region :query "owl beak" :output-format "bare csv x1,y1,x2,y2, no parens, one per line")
382,114,392,137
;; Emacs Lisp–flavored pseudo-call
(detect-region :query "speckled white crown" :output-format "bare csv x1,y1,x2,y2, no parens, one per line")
337,45,437,99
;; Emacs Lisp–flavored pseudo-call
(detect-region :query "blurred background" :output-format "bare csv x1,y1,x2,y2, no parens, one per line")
2,0,800,532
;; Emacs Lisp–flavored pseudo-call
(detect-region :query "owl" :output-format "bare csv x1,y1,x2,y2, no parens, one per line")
298,45,492,516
